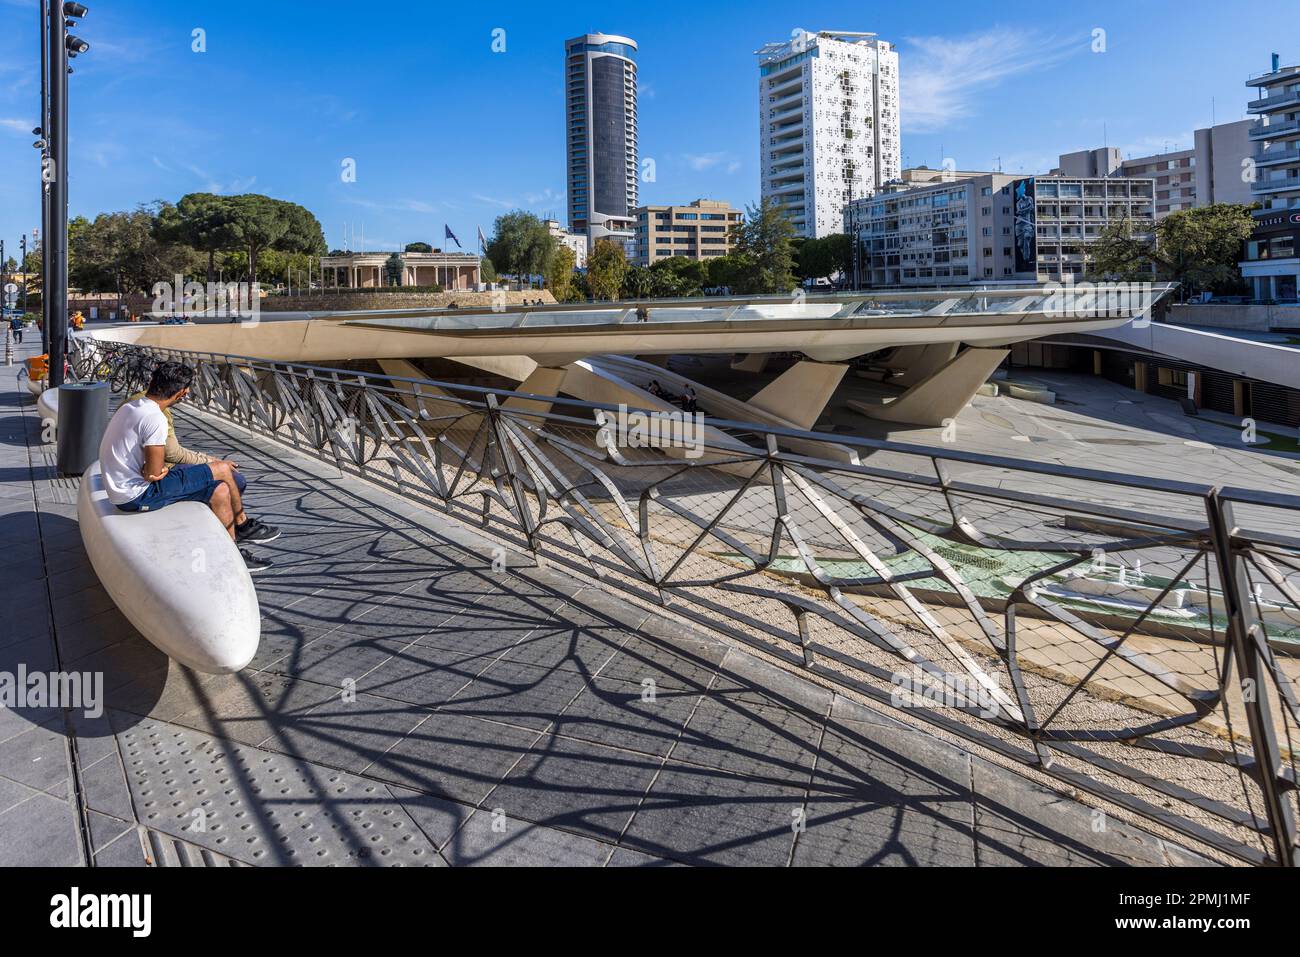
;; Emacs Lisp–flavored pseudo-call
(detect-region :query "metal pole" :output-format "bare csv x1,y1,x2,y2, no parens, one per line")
39,0,50,357
20,235,28,317
47,0,68,387
1207,492,1298,866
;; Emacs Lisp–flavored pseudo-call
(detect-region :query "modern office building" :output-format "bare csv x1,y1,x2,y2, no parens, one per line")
1240,55,1300,301
631,199,743,266
846,171,1155,287
565,33,639,252
1055,121,1253,219
546,220,589,270
755,30,900,239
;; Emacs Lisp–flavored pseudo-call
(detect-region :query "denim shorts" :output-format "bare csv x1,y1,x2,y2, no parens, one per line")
117,464,223,513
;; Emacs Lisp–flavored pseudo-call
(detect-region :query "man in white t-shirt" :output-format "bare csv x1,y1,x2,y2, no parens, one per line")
98,361,272,572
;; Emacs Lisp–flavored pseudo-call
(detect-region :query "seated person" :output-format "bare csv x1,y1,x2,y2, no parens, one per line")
99,362,276,571
124,383,267,526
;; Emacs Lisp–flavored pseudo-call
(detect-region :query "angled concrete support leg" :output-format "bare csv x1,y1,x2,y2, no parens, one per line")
847,347,1009,427
378,358,481,428
501,366,567,422
730,353,771,373
745,360,848,430
890,342,959,387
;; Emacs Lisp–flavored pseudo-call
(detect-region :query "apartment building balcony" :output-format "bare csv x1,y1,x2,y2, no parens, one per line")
1255,145,1300,168
1248,89,1300,113
1254,196,1300,216
768,103,804,122
1247,64,1300,88
1250,118,1300,140
1252,177,1300,195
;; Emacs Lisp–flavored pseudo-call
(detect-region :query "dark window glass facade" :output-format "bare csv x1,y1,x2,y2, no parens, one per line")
591,55,629,218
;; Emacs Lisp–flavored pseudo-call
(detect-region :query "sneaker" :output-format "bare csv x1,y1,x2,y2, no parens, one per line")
240,548,273,573
235,518,281,545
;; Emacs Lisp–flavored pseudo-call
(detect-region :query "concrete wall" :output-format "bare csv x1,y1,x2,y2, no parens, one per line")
1169,303,1300,332
1097,321,1300,390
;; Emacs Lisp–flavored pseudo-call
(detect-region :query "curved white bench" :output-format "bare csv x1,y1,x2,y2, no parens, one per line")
36,386,58,438
25,375,45,396
77,461,261,673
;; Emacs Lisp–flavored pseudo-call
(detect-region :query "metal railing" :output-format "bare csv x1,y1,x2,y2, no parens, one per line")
72,338,1300,866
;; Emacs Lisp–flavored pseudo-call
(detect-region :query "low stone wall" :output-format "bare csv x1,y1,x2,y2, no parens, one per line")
1169,303,1300,332
259,290,556,313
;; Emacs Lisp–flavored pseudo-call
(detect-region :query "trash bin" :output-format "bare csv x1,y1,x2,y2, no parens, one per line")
56,381,110,476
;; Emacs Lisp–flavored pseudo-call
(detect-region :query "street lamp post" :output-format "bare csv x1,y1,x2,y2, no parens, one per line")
38,0,49,356
44,1,89,388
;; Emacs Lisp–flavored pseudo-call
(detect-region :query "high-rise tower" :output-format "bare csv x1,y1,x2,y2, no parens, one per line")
565,33,639,251
755,30,900,238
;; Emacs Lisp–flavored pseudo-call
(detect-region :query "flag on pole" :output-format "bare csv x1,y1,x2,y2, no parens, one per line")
477,225,487,250
444,225,462,249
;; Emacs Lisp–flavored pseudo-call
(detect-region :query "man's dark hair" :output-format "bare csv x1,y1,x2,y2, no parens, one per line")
145,361,195,399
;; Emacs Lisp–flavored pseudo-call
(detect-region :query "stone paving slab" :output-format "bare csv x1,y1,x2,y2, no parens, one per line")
0,340,1218,867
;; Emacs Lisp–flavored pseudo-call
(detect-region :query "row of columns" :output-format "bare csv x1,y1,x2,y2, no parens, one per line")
325,264,475,290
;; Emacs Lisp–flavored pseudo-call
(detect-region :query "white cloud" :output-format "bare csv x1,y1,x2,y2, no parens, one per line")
681,151,741,174
343,197,443,214
472,188,563,211
0,118,31,135
902,29,1082,133
1118,133,1193,160
178,161,256,194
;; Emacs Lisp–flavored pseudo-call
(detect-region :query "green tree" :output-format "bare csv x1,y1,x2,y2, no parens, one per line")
155,193,243,282
544,243,576,300
798,234,852,282
485,211,555,287
479,255,498,283
69,203,197,294
221,194,326,286
734,198,796,294
1088,204,1256,296
587,239,628,301
621,264,653,299
569,268,591,302
705,253,751,293
648,256,707,297
404,241,433,253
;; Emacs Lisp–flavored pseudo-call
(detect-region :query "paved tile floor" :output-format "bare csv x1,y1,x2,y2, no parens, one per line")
0,335,1211,866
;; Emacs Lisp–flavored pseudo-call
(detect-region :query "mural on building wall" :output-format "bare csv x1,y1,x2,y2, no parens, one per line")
1013,177,1037,273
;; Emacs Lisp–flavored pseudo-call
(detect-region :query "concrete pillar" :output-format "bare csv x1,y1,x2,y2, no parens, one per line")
1134,360,1148,393
846,347,1010,427
1233,380,1246,417
730,354,771,373
745,360,849,430
1093,350,1102,376
891,342,960,387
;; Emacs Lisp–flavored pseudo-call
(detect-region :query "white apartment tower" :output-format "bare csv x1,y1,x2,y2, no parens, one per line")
756,30,900,238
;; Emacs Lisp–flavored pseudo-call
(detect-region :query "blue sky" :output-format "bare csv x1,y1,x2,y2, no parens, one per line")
0,0,1293,255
